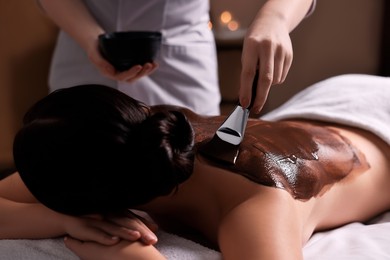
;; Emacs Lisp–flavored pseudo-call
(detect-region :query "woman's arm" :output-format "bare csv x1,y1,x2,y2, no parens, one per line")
240,0,314,113
64,236,166,260
0,173,157,245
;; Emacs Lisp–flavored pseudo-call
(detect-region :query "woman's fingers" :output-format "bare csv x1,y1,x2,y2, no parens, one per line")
86,218,147,244
64,236,165,260
107,211,158,245
64,212,158,246
64,215,145,246
126,210,159,232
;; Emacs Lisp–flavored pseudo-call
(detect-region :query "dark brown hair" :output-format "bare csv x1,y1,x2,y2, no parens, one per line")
13,85,194,215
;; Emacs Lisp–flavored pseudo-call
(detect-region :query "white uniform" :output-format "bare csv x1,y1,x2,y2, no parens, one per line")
48,0,221,115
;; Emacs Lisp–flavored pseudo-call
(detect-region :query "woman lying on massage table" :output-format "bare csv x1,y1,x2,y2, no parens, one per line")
1,74,390,260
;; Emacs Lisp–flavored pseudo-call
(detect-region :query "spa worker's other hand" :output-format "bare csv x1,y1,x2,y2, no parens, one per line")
38,0,158,84
238,0,315,114
86,39,159,83
62,210,158,246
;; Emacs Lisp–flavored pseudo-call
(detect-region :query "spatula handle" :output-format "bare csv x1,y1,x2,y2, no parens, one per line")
248,70,259,110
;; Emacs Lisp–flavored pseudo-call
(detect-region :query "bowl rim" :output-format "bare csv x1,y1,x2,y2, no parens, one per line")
99,31,162,40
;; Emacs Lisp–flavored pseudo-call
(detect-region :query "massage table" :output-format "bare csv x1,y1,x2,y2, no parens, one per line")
2,74,390,259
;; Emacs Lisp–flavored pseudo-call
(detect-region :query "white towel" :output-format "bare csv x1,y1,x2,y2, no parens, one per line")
303,212,390,260
262,74,390,145
0,230,221,260
0,238,77,260
2,213,390,260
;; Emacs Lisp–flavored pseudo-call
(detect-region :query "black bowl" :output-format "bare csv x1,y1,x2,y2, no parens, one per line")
98,31,162,72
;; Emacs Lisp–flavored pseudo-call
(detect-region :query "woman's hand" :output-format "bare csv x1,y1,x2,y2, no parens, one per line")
86,40,158,83
106,210,159,245
62,210,158,246
64,236,166,260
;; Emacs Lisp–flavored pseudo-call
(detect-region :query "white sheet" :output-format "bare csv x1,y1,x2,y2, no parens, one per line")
261,74,390,145
0,230,221,260
1,212,390,260
303,212,390,260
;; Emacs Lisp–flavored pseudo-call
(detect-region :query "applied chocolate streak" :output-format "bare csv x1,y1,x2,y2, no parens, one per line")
195,119,369,200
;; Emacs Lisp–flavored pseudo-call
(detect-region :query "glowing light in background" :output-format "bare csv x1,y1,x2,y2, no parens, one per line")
220,11,232,24
227,20,239,31
210,9,244,40
217,10,240,31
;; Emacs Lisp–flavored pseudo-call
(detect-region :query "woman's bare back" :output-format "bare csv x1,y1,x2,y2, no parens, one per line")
142,119,390,257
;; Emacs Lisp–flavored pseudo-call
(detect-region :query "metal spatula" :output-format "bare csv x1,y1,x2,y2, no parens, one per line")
199,71,259,164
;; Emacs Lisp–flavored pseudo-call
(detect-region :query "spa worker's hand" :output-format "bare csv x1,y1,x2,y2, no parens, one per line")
38,0,158,83
239,0,315,114
86,38,159,83
62,210,158,246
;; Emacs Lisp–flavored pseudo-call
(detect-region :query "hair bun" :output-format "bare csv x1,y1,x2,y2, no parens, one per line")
128,110,195,196
138,110,193,153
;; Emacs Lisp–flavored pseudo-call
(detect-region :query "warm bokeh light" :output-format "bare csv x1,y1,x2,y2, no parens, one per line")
227,20,239,31
220,11,232,24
